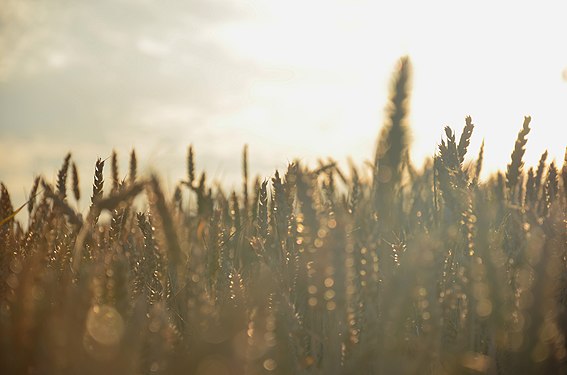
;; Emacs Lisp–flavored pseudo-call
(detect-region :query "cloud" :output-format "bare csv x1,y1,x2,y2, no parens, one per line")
0,0,261,135
0,0,270,204
0,0,272,177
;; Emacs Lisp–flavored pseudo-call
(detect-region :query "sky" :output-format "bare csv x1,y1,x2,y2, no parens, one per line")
1,0,566,207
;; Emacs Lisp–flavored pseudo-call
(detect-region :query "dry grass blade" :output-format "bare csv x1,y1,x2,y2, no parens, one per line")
331,157,349,185
0,204,24,228
149,175,182,282
0,190,37,227
313,161,337,176
96,181,145,211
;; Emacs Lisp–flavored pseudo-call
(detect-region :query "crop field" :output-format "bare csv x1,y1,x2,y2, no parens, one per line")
1,58,566,374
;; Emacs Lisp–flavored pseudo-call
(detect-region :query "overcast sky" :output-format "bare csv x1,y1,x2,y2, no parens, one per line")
1,0,566,207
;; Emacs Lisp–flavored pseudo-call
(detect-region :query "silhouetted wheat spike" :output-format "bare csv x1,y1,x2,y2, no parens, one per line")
548,161,559,199
438,127,463,174
109,207,125,245
257,180,268,238
111,149,119,192
71,162,80,202
348,166,360,214
457,116,475,165
0,183,14,276
90,158,105,225
473,140,484,185
373,56,411,218
271,170,284,218
496,172,505,202
517,174,526,207
271,170,290,245
195,172,213,218
250,176,261,222
243,144,249,213
525,168,536,205
173,184,182,212
435,126,472,227
296,166,318,231
543,162,559,214
136,212,164,304
0,183,14,225
283,163,297,214
27,176,40,216
187,145,195,187
535,150,548,198
230,191,241,231
129,149,137,184
506,116,531,192
91,158,105,205
56,152,71,199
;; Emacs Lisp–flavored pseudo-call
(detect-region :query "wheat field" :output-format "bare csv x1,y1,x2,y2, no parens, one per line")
1,58,566,374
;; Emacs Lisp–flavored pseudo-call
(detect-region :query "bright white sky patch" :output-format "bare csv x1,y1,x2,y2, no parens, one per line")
0,0,566,206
